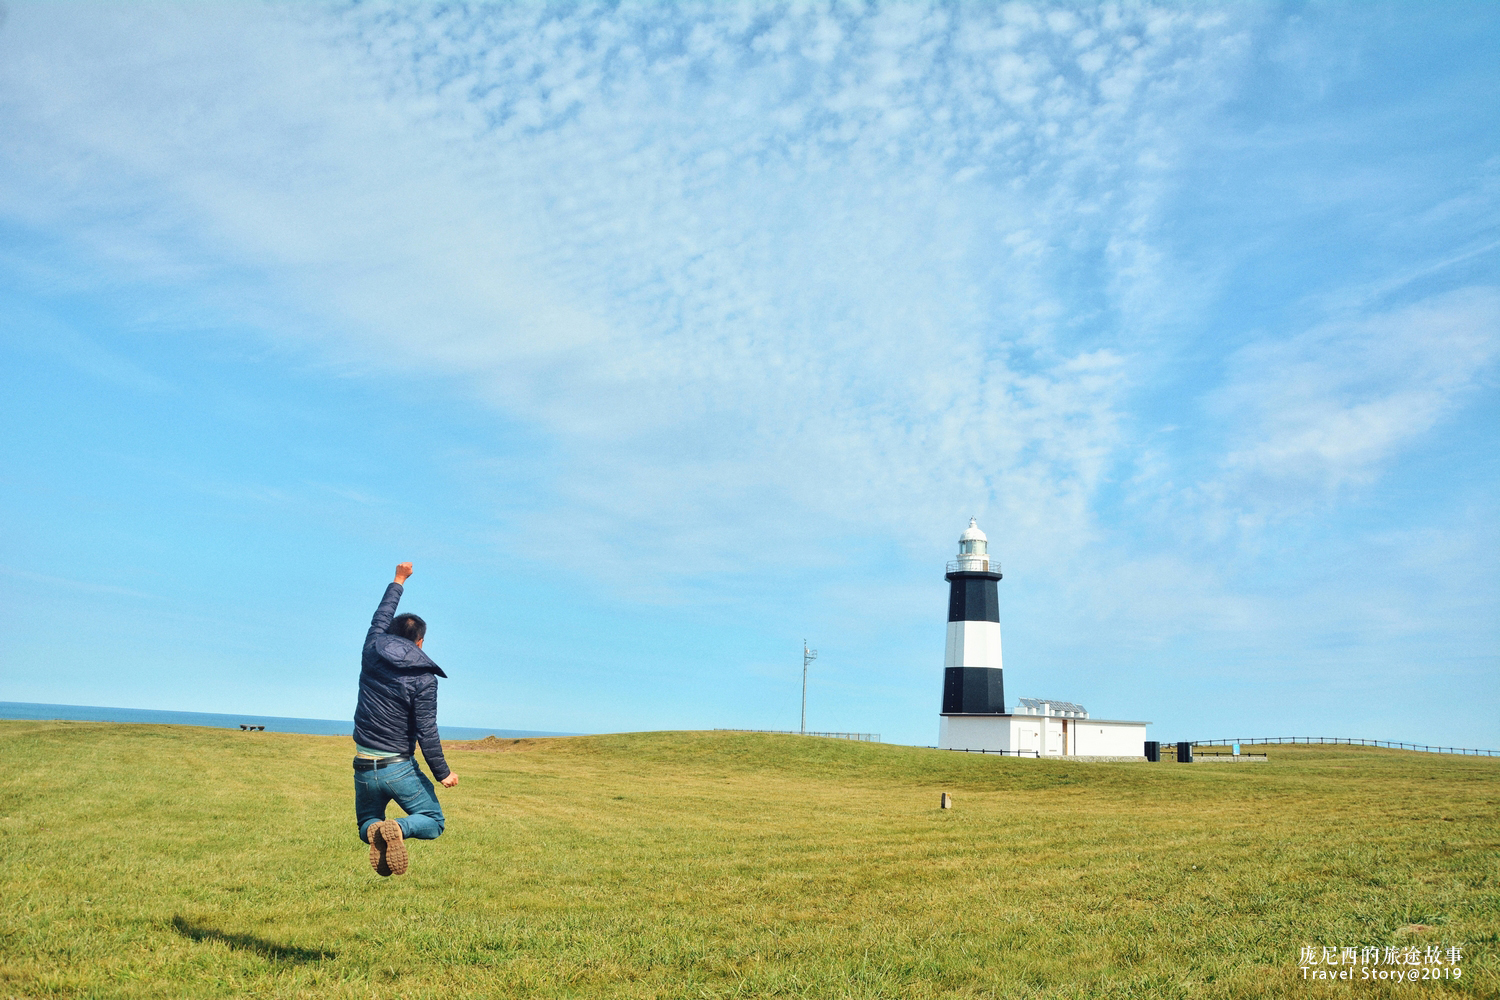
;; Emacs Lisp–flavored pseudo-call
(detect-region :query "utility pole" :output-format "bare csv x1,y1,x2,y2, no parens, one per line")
801,639,818,734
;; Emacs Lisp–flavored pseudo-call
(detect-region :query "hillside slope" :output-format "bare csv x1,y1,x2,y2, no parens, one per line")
2,721,1495,998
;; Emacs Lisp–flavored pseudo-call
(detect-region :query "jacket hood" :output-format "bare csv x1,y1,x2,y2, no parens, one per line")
369,632,448,678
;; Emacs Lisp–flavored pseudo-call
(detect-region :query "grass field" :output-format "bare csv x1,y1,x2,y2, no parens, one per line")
2,721,1496,999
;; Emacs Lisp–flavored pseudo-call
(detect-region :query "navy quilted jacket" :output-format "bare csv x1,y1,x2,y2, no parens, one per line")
352,582,450,780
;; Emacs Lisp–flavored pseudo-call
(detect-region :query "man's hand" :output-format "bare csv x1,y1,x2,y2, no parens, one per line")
394,562,413,585
441,773,458,788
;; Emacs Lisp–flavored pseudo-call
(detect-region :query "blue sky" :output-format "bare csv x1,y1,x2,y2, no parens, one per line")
2,1,1496,748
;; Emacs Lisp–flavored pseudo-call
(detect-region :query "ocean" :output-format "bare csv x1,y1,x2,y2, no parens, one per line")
0,702,574,740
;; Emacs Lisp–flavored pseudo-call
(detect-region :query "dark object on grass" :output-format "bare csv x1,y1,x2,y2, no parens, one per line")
1177,741,1193,763
1144,741,1160,762
940,792,952,809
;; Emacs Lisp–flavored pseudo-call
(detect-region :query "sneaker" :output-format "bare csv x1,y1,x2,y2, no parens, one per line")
368,819,408,877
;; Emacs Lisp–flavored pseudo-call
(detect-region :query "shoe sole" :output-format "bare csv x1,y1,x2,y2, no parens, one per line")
369,822,391,876
380,819,408,876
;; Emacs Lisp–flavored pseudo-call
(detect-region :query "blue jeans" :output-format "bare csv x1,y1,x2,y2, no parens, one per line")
354,758,445,842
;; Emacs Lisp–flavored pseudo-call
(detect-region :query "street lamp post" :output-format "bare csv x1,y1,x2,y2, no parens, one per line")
801,640,818,734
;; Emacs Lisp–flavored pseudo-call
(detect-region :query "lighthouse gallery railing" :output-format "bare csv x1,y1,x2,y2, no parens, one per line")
945,560,1001,574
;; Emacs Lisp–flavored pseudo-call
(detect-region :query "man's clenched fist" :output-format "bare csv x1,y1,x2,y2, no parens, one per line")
394,562,413,584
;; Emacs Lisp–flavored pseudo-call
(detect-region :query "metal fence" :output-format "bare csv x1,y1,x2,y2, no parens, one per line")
1190,750,1268,760
1193,737,1498,757
715,729,881,742
925,746,1040,757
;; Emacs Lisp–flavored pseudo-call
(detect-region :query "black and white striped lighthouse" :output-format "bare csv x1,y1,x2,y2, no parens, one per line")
940,518,1005,715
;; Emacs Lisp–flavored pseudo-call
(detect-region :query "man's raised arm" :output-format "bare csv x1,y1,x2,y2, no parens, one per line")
367,562,414,642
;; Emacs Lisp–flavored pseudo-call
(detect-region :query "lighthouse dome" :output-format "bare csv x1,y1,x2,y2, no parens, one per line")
955,517,990,569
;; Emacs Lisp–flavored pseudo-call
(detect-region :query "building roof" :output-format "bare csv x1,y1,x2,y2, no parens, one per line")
1016,698,1088,717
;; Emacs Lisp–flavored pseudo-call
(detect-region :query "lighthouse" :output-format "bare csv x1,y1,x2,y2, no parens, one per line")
936,517,1153,757
940,518,1006,716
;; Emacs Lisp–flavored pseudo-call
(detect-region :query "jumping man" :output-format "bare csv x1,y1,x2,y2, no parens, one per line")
352,562,458,876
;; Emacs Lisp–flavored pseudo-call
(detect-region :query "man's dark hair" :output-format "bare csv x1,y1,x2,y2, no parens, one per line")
390,613,427,643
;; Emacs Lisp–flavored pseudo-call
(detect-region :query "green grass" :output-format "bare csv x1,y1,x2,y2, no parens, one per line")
2,722,1496,998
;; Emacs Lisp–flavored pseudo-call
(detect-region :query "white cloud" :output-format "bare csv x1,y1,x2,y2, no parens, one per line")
1214,287,1500,502
0,0,1255,579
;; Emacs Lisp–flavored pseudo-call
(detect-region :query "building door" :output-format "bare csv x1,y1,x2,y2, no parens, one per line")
1017,727,1039,755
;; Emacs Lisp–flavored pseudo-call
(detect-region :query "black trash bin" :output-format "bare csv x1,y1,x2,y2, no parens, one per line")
1176,741,1193,763
1144,740,1160,762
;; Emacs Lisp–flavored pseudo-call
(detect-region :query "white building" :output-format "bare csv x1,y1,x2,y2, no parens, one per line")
936,520,1150,759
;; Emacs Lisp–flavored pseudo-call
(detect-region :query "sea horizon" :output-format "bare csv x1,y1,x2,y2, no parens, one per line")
0,701,577,740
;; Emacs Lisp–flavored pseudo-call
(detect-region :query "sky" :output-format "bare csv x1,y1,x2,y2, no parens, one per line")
1,1,1496,749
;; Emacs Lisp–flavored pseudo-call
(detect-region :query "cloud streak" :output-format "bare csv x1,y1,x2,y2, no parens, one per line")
1215,287,1500,507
